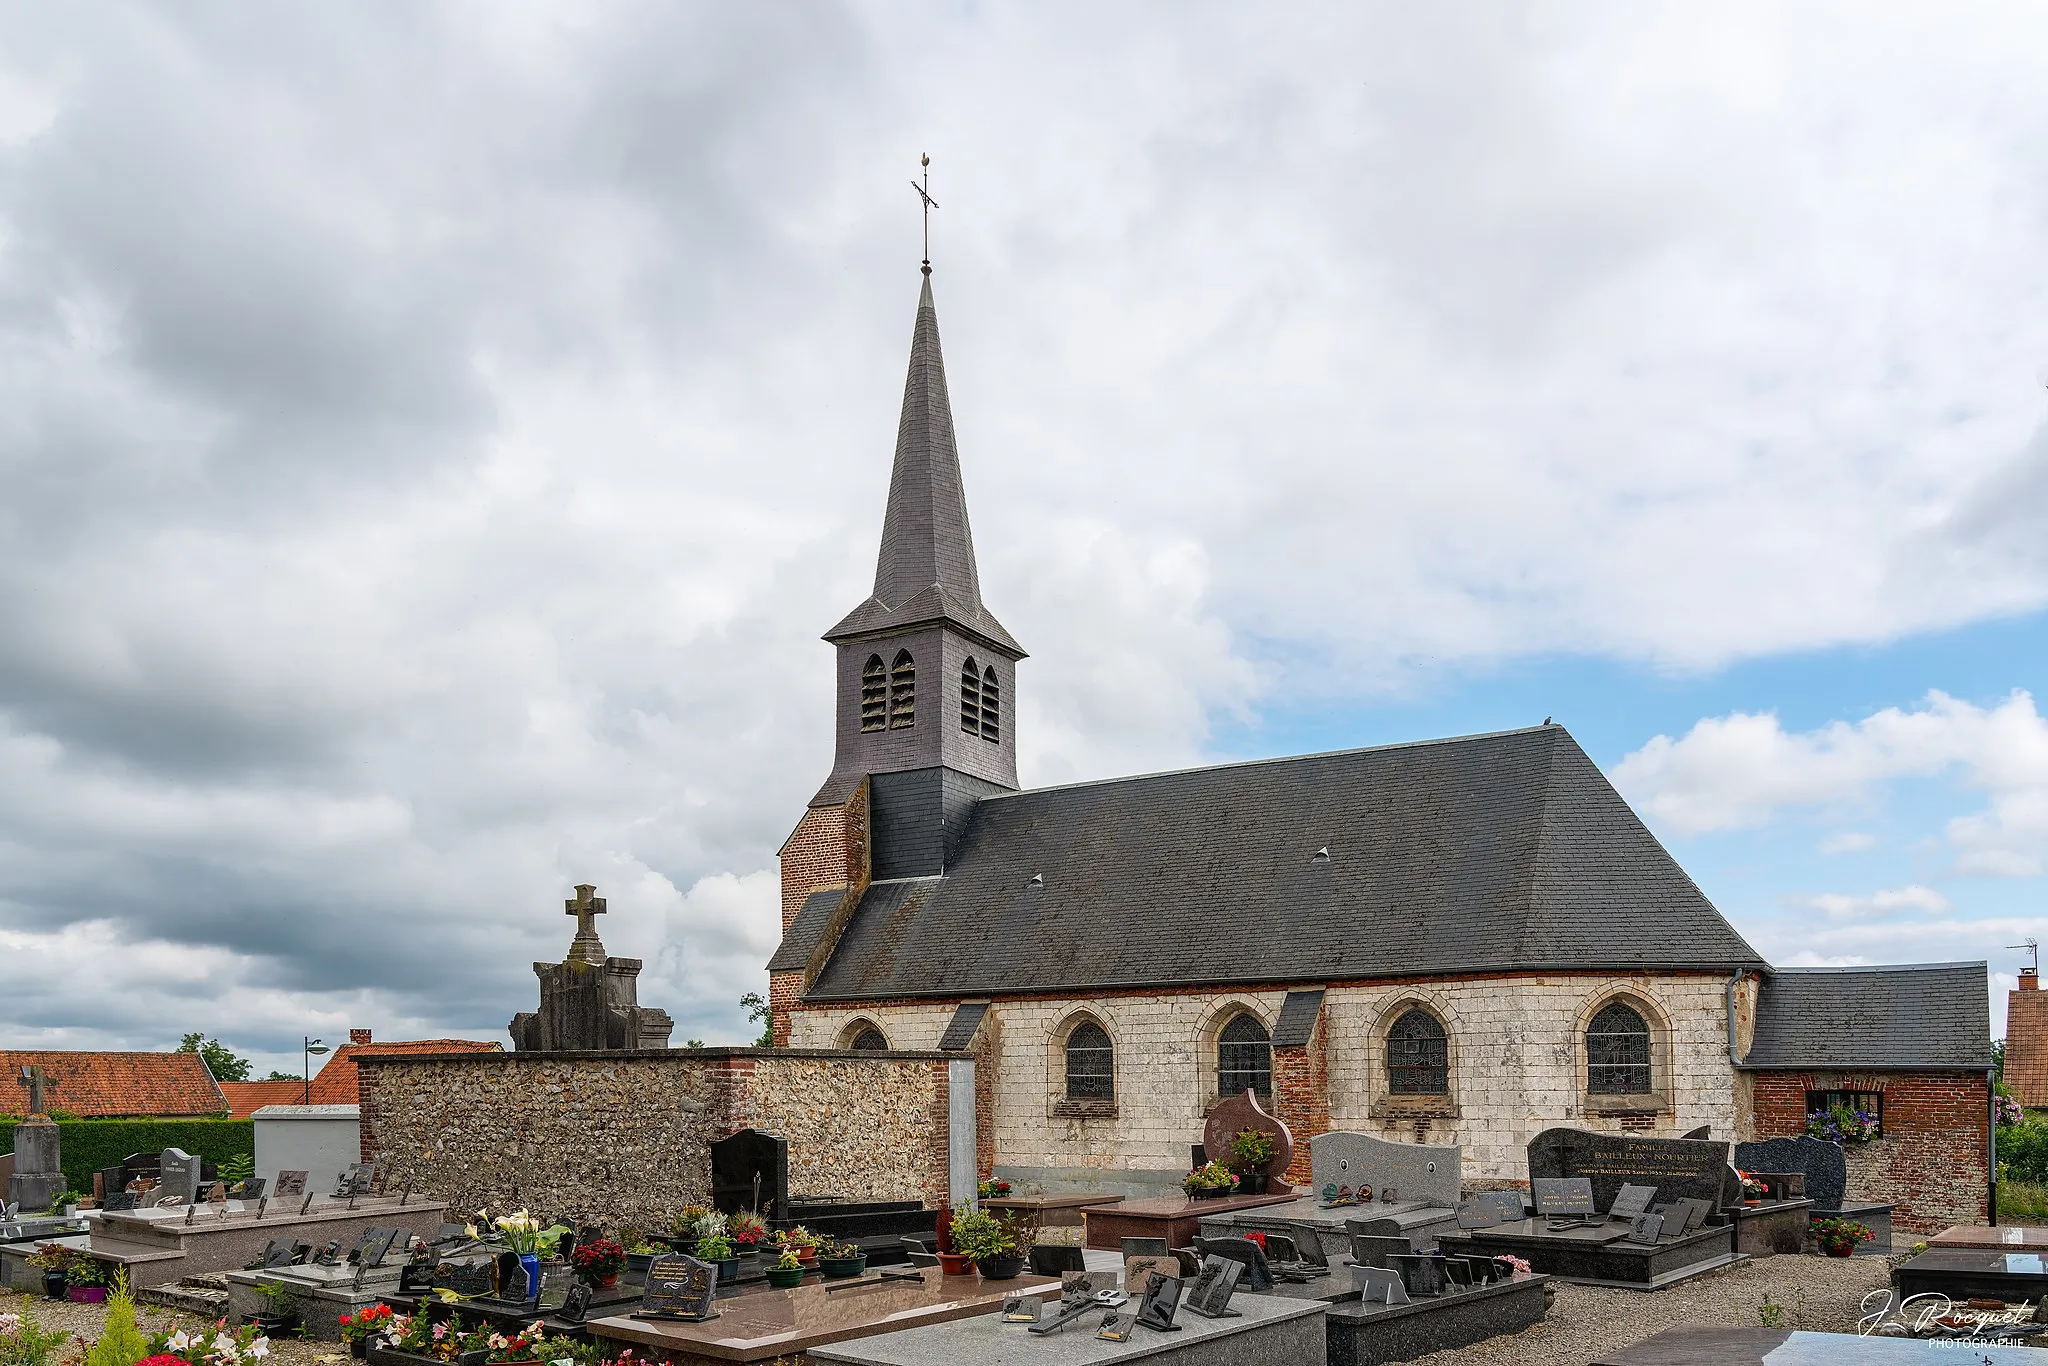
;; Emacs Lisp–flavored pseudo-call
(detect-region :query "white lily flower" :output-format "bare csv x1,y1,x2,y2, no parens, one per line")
249,1338,271,1358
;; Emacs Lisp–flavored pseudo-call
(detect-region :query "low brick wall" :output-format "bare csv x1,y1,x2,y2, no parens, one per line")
356,1048,954,1225
1751,1069,1989,1234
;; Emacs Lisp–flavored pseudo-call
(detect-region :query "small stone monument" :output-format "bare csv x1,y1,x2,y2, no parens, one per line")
7,1066,68,1213
508,884,675,1051
158,1147,204,1206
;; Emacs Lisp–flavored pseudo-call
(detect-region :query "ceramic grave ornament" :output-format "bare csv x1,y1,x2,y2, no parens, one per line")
1200,1090,1295,1195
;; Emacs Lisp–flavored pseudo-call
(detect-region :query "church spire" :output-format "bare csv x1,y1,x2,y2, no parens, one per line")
826,269,1022,658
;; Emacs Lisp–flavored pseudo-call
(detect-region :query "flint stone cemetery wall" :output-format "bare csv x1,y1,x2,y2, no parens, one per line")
787,972,1741,1188
1749,1068,1988,1234
357,1048,954,1223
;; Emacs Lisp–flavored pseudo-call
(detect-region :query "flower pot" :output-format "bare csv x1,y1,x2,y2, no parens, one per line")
1236,1170,1267,1196
795,1247,817,1265
937,1252,974,1276
626,1251,656,1274
1185,1186,1228,1201
42,1272,66,1300
713,1257,741,1285
577,1271,620,1291
349,1339,368,1360
1743,1199,1761,1208
819,1255,867,1279
764,1265,805,1289
252,1313,298,1336
1821,1242,1854,1258
976,1255,1025,1281
67,1286,107,1304
517,1252,541,1300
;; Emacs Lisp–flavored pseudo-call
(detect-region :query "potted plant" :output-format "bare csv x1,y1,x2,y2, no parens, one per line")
817,1240,867,1279
249,1279,299,1336
64,1257,110,1304
1735,1170,1768,1207
1228,1128,1278,1195
491,1211,569,1302
1183,1162,1239,1201
695,1230,739,1285
339,1304,395,1360
764,1246,806,1290
569,1238,624,1290
482,1322,546,1366
727,1210,768,1261
26,1243,72,1301
977,1178,1012,1200
978,1214,1033,1281
1812,1216,1873,1258
775,1226,821,1266
946,1207,1023,1279
1804,1102,1881,1145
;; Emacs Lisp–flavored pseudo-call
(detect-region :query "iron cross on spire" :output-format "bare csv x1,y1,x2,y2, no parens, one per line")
912,153,938,269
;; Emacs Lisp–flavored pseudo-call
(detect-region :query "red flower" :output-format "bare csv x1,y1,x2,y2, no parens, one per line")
140,1355,190,1366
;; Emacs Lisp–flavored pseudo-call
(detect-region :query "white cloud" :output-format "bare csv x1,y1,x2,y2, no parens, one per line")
1818,832,1876,855
1788,885,1951,919
1612,691,2048,878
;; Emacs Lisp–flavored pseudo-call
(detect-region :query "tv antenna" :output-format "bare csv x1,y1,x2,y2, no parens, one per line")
2011,938,2040,973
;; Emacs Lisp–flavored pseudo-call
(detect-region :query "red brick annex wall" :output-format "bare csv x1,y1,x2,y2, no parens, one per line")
772,786,870,1047
1751,1069,1989,1234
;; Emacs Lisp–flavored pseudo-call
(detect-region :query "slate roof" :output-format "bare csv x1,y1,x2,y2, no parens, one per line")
825,271,1022,658
0,1050,226,1118
1742,962,1992,1070
1272,991,1325,1048
794,724,1765,1001
938,1002,990,1051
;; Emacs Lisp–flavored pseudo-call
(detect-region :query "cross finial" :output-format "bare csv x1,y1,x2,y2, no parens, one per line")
912,154,937,273
564,883,608,967
17,1065,55,1117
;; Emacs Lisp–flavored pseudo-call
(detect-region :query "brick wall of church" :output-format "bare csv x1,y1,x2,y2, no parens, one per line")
1749,1069,1989,1234
771,788,869,1046
785,971,1741,1189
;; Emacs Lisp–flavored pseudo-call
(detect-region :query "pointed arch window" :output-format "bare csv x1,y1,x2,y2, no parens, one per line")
960,658,982,734
1587,1001,1652,1095
980,666,1000,742
888,650,915,729
1387,1009,1449,1094
1064,1020,1114,1101
849,1025,889,1051
1216,1013,1271,1100
859,656,887,732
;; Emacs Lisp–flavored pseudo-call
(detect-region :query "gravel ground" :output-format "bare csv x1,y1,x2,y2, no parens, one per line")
1407,1254,1897,1366
5,1294,343,1366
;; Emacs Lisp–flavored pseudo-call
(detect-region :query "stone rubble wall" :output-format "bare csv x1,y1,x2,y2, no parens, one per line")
787,971,1741,1189
356,1048,951,1226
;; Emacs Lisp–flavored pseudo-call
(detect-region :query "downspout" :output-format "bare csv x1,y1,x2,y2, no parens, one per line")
1989,1072,1998,1226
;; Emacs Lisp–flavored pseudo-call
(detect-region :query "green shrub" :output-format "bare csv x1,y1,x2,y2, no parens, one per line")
1998,1179,2048,1223
1997,1114,2048,1183
83,1274,147,1366
0,1119,251,1194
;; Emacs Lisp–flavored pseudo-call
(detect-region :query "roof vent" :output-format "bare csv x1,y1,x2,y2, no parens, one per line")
1027,873,1044,888
1312,847,1330,863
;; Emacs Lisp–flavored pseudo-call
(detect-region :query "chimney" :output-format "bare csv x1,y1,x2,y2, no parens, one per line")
2022,968,2040,992
350,1028,373,1044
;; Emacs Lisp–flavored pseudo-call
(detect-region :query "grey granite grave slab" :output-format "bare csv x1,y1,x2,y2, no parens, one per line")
811,1289,1327,1365
1309,1132,1459,1209
1527,1129,1737,1212
1324,1273,1549,1366
1730,1137,1847,1212
1198,1196,1454,1260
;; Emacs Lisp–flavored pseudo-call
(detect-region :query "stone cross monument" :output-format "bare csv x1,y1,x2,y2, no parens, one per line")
509,883,674,1052
9,1065,68,1213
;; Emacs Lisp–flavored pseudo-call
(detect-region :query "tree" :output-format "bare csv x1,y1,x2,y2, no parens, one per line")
263,1070,299,1081
1994,1038,2006,1085
177,1032,251,1082
740,992,773,1048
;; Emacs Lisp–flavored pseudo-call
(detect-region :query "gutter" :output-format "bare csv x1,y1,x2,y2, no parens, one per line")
1989,1071,1999,1226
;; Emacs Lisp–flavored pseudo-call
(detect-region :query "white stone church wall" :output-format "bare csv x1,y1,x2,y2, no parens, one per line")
788,973,1737,1189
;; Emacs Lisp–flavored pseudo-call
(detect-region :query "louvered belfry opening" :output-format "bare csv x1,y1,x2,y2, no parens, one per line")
888,650,916,729
860,655,888,732
960,657,981,734
980,665,1000,741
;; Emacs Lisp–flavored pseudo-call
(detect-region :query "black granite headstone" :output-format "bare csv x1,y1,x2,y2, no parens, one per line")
348,1227,399,1268
1135,1274,1183,1331
709,1128,787,1223
1528,1127,1739,1211
1731,1137,1848,1212
641,1254,717,1320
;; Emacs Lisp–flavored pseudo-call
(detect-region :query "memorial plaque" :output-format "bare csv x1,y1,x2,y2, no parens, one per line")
261,1239,296,1268
1473,1191,1527,1223
1456,1198,1504,1230
1731,1137,1848,1212
1195,1236,1272,1291
1182,1257,1242,1319
1353,1265,1409,1305
1531,1177,1596,1217
1662,1198,1713,1234
1135,1274,1183,1331
1309,1130,1461,1209
1348,1234,1413,1270
349,1227,400,1268
1390,1253,1447,1297
273,1170,309,1198
206,1181,229,1205
1119,1236,1170,1257
1095,1311,1136,1342
557,1284,591,1325
535,1266,577,1313
1528,1127,1738,1212
434,1256,497,1297
102,1192,137,1212
231,1178,267,1200
1001,1295,1042,1324
1442,1257,1474,1288
1607,1183,1659,1222
1123,1254,1177,1298
1627,1212,1666,1244
1285,1224,1330,1271
640,1253,717,1321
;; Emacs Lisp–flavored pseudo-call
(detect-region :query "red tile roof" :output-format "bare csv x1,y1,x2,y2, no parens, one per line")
0,1050,227,1118
217,1080,308,1119
2009,983,2048,1108
307,1037,502,1104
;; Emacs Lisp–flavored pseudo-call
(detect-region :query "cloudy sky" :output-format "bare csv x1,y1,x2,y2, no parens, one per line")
1,3,2044,1074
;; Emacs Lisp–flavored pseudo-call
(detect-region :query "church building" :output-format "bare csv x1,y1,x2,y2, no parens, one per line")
768,265,1993,1231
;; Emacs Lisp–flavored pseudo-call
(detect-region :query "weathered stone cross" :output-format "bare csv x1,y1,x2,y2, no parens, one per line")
565,883,608,966
17,1064,56,1117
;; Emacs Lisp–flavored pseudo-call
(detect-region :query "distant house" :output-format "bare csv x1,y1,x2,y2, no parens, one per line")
304,1029,501,1105
2009,965,2047,1110
217,1080,306,1119
0,1050,226,1118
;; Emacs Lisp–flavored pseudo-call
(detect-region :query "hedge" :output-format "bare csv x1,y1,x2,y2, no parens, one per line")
0,1118,254,1195
2000,1115,2048,1184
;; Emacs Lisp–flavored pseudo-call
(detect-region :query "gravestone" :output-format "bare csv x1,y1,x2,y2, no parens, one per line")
1310,1131,1461,1209
508,884,675,1052
1627,1212,1665,1244
158,1148,203,1206
273,1171,309,1198
1527,1127,1739,1212
1531,1177,1596,1217
710,1128,788,1223
1732,1137,1848,1213
1607,1184,1659,1222
641,1253,717,1320
1201,1091,1295,1195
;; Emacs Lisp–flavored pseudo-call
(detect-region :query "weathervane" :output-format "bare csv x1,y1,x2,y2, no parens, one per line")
912,153,938,270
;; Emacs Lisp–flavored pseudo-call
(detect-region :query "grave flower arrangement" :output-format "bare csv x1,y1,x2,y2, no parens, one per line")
490,1212,570,1256
726,1211,767,1251
692,1230,735,1265
1182,1162,1239,1196
977,1178,1012,1200
481,1322,548,1364
1227,1128,1277,1171
338,1305,395,1350
0,1306,70,1366
1811,1216,1873,1257
569,1239,624,1287
773,1227,821,1263
1803,1102,1880,1145
146,1323,274,1366
1735,1169,1768,1201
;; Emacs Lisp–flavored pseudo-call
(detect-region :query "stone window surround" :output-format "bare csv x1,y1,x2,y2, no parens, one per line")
1576,988,1674,1119
1365,993,1462,1121
838,1016,889,1050
1048,1008,1119,1120
1198,999,1276,1114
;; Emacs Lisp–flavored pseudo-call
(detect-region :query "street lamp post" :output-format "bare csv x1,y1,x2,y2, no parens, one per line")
302,1037,330,1105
